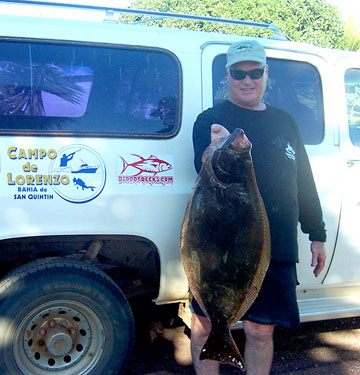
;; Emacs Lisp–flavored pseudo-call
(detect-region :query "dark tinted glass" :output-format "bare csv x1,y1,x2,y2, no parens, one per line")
212,54,324,145
0,41,181,137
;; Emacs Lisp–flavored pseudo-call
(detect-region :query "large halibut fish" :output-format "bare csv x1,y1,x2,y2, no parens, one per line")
180,127,271,369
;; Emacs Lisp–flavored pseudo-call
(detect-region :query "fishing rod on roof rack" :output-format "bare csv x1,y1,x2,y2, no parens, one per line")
0,0,288,40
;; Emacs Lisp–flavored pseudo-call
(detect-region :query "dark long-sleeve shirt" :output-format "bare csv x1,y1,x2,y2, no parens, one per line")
193,100,326,263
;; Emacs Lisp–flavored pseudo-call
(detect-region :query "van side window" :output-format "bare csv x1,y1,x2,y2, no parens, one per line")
212,55,324,145
0,41,180,137
345,69,360,147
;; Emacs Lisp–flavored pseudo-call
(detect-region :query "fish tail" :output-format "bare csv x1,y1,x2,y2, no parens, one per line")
200,328,245,370
120,156,128,174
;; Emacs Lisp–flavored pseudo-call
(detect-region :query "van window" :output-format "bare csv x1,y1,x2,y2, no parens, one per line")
345,68,360,147
212,55,324,145
0,41,181,137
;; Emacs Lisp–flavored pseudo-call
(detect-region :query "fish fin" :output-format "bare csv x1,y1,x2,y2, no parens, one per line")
233,200,271,323
120,156,128,174
200,328,245,370
131,154,146,160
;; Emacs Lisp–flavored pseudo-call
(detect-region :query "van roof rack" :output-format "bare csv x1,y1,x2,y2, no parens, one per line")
1,0,288,40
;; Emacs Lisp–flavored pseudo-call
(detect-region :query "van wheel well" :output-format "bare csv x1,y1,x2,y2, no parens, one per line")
0,235,160,298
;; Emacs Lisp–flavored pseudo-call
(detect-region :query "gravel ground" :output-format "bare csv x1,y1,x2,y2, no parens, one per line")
124,301,360,375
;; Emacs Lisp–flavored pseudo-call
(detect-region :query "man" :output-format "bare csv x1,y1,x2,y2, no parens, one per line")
191,40,327,375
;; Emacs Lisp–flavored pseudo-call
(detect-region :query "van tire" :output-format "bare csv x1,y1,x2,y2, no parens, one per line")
0,257,135,375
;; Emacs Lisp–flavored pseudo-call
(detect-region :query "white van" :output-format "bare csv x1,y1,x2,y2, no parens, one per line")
0,2,360,374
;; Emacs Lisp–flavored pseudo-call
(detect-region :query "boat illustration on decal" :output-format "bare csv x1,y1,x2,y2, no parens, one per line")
71,160,100,174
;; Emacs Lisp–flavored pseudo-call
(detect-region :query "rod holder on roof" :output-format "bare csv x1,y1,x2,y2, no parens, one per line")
1,0,288,40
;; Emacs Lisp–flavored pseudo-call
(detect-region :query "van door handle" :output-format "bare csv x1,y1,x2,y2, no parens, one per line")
347,160,360,167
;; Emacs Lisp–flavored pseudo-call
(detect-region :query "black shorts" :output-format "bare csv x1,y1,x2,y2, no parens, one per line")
190,262,300,329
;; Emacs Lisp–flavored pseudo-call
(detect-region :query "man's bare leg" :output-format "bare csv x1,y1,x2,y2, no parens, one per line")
244,320,275,375
191,313,219,375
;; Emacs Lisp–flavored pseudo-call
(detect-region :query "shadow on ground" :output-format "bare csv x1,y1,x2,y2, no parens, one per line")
124,299,360,375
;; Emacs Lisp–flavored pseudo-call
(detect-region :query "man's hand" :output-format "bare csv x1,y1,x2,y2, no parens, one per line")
211,124,230,142
311,241,326,277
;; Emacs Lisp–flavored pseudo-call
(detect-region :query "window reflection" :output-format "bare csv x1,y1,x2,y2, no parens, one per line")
0,42,180,137
345,69,360,147
0,62,92,117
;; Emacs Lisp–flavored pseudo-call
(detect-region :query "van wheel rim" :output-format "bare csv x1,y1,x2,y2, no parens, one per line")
14,300,105,374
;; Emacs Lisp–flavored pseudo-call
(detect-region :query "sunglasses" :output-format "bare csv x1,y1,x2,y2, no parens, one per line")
229,67,266,80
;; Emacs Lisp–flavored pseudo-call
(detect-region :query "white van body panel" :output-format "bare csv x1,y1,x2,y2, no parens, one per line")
324,56,360,286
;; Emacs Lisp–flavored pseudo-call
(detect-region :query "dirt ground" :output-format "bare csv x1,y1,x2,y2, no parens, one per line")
124,300,360,375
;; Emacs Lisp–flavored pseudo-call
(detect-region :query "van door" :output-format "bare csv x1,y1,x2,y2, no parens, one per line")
324,58,360,285
201,42,340,287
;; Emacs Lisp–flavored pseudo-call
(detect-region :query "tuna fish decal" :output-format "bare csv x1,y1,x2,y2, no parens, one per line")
180,127,271,369
120,154,172,176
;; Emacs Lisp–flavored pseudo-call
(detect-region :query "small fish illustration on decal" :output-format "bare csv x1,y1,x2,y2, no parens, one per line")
120,154,173,176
